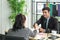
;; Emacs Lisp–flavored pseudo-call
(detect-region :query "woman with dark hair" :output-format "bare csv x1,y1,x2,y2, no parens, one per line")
12,14,26,31
7,14,37,40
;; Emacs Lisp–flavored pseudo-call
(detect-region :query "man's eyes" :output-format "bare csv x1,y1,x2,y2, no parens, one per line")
43,12,46,13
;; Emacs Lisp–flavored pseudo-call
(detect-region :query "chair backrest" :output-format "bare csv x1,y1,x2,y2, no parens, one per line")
0,34,5,40
4,36,25,40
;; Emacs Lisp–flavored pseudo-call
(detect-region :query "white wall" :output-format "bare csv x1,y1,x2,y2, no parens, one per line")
26,0,32,28
0,0,2,34
1,0,11,34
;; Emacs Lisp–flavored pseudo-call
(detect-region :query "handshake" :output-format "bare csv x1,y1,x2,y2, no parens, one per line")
33,23,45,33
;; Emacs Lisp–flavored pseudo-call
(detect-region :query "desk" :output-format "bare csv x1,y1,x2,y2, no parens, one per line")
29,33,60,40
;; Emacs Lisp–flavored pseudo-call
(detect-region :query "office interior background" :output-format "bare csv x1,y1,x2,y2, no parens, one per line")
0,0,60,34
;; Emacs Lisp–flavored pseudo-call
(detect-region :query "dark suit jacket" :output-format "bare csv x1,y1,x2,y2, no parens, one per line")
36,16,58,32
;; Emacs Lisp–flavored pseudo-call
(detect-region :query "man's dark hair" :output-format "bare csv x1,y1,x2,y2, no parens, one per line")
42,7,50,12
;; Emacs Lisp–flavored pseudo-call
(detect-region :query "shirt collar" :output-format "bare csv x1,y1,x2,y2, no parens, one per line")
47,16,50,21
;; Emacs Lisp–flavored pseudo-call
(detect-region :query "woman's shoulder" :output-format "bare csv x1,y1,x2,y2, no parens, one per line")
22,28,32,32
8,28,31,32
25,28,31,30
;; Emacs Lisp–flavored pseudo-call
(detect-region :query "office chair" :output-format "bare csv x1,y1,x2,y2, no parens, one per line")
4,36,25,40
0,34,5,40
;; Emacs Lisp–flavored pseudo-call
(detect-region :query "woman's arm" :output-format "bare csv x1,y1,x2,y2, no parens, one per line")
28,28,37,37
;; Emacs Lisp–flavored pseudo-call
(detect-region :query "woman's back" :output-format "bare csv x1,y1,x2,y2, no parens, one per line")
7,28,36,40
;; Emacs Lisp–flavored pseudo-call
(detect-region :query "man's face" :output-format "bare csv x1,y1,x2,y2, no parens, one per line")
42,10,50,18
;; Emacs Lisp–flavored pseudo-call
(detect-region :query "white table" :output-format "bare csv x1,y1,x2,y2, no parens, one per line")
29,33,60,40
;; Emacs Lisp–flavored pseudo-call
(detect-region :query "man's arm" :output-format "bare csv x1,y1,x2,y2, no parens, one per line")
33,16,46,32
53,18,58,31
33,23,39,30
33,16,42,30
34,23,45,32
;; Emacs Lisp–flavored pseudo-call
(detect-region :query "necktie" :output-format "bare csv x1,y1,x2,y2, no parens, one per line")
46,18,50,33
44,19,47,29
46,19,48,29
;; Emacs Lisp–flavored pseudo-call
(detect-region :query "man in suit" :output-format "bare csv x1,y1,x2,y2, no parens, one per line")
34,7,58,33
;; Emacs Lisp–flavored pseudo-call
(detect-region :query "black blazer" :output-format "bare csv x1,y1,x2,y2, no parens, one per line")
36,16,58,32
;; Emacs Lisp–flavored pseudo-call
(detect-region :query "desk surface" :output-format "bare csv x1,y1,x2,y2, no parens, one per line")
29,33,60,40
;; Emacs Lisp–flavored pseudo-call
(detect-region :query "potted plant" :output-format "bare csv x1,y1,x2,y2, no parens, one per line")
7,0,26,23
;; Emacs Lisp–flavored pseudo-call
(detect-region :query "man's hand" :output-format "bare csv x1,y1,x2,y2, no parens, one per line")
33,23,45,33
33,23,39,30
39,28,45,33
